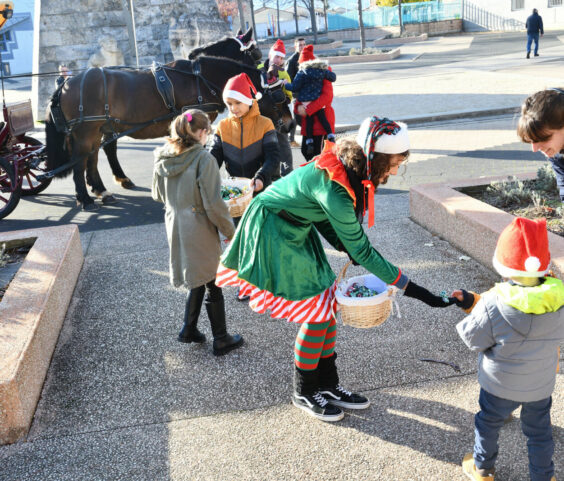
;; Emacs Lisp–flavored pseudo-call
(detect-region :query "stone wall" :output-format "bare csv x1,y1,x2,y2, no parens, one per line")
32,0,228,119
403,19,462,35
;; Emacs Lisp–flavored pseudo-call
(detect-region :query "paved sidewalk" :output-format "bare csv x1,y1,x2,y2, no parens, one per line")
331,39,564,129
2,195,563,480
2,33,564,480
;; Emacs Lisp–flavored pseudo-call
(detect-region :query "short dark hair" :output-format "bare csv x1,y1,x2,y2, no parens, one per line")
533,8,538,13
518,88,564,144
294,37,305,43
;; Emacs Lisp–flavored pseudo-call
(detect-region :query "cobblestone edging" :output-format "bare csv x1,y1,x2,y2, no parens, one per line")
409,173,564,279
0,225,83,445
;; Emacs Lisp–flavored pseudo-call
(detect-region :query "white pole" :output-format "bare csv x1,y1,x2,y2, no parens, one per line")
129,0,139,68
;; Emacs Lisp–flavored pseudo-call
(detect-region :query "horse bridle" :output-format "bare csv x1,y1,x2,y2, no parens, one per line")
233,36,262,65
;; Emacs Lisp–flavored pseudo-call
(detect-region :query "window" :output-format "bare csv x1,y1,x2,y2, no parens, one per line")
548,0,563,6
0,31,10,52
511,0,524,10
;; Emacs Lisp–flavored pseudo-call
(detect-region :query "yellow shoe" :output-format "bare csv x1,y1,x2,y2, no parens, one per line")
550,477,556,481
462,453,495,480
290,141,300,148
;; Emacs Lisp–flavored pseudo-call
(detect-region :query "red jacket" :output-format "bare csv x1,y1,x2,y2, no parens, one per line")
294,77,335,136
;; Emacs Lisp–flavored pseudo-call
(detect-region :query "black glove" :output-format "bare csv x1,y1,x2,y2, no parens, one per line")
404,281,456,308
454,289,475,310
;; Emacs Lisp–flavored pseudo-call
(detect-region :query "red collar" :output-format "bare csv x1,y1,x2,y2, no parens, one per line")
313,141,357,207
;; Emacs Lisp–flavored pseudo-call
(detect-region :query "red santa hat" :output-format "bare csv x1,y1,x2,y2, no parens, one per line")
299,45,315,63
222,73,262,106
270,39,286,58
493,217,551,278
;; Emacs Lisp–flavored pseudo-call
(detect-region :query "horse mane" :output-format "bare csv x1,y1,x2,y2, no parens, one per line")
188,35,236,59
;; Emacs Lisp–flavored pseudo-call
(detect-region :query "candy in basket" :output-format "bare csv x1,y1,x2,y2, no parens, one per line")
221,177,252,217
335,261,400,328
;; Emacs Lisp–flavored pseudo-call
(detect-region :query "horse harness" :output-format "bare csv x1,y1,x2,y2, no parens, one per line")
45,61,225,178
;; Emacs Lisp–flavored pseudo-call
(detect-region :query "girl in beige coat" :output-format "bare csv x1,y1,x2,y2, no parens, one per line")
152,110,244,356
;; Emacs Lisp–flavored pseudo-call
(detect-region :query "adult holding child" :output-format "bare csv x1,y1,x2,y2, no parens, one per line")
292,45,336,161
217,116,456,422
152,110,243,356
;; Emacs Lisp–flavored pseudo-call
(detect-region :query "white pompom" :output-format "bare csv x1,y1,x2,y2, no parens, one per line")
524,256,541,272
255,92,262,100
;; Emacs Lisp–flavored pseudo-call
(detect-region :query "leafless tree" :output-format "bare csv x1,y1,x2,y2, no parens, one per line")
358,0,366,51
293,0,299,33
249,0,257,38
299,0,318,43
237,0,246,31
322,0,328,32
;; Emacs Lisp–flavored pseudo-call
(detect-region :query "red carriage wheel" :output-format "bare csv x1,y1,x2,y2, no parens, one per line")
16,136,52,196
0,156,21,219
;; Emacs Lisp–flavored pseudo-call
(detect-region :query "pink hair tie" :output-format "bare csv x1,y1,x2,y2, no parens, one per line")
185,112,192,122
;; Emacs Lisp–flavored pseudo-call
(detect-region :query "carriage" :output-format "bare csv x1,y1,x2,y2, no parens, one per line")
0,99,51,219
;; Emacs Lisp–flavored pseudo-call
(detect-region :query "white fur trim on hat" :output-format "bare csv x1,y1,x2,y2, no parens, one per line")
223,89,254,106
492,249,550,278
356,118,410,155
270,49,285,58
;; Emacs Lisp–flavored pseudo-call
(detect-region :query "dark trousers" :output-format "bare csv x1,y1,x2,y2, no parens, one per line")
527,33,540,55
301,135,325,161
305,109,333,140
473,389,554,481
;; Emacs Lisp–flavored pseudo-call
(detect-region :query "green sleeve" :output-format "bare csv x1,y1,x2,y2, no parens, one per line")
316,180,405,286
314,219,345,252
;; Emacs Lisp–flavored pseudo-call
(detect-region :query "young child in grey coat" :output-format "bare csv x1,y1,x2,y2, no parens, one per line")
152,109,243,356
452,217,563,481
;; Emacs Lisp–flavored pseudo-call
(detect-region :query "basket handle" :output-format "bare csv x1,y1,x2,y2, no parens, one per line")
335,260,353,287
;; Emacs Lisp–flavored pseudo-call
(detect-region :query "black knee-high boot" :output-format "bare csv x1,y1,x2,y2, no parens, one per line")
178,286,206,343
317,353,370,410
292,365,343,422
206,293,244,356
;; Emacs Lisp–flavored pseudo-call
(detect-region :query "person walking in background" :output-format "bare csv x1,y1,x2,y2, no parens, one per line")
452,217,563,481
526,8,544,58
284,45,336,157
286,37,306,148
152,110,243,356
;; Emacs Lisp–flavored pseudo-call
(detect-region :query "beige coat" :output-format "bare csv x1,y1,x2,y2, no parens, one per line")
152,143,235,289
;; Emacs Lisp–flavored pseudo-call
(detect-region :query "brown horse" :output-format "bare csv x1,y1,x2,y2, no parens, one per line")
99,28,262,191
45,55,292,210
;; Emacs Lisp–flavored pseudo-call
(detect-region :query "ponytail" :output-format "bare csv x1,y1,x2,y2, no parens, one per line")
166,109,211,155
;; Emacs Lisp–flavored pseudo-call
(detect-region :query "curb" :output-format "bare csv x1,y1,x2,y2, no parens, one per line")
334,106,520,133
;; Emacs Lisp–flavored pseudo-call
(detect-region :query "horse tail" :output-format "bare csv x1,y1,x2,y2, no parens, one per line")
45,101,72,179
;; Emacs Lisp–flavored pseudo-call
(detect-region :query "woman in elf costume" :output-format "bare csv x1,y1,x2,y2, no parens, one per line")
217,116,456,422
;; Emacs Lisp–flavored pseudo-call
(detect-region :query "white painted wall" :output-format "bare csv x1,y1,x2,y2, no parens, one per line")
464,0,564,31
3,0,34,74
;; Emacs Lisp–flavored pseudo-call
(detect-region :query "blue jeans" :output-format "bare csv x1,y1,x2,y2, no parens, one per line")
474,389,554,481
527,33,539,55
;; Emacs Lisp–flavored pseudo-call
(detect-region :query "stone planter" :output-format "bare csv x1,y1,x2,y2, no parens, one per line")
373,33,428,46
323,47,400,65
409,173,564,278
0,225,83,445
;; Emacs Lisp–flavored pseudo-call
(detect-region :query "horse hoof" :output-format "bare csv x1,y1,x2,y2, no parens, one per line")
81,202,99,211
102,194,117,204
115,177,135,189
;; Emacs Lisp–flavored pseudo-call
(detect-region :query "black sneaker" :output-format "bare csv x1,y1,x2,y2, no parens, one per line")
318,385,370,410
292,392,344,422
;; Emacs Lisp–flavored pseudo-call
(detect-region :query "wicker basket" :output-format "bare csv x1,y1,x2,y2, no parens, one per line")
222,177,253,218
335,261,398,328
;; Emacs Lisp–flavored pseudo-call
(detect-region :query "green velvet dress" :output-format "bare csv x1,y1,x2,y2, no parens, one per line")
219,146,406,304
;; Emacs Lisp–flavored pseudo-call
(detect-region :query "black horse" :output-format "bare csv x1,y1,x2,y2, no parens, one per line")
100,28,261,191
45,56,292,209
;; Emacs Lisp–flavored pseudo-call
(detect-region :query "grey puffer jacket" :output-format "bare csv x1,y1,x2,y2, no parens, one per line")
457,281,564,402
152,143,235,289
